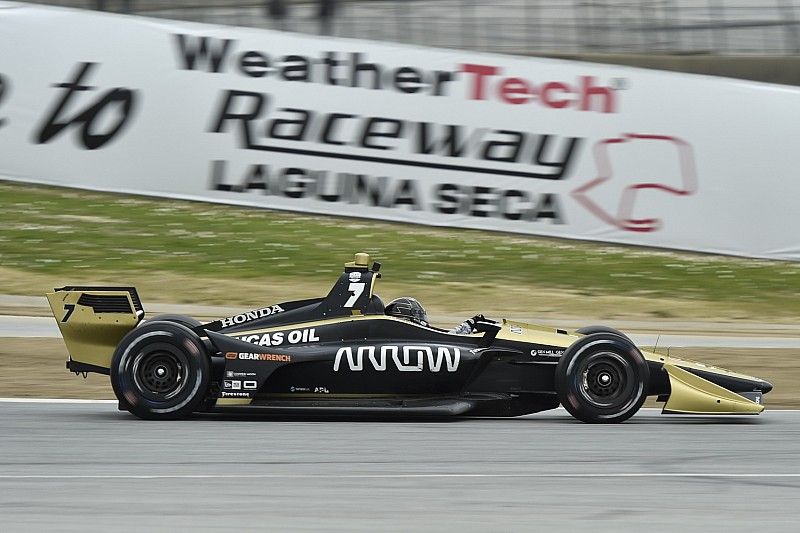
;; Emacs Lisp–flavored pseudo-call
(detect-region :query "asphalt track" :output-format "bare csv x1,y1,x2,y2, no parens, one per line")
1,400,799,532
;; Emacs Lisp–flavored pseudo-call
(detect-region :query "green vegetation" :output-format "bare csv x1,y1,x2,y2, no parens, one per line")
1,181,799,317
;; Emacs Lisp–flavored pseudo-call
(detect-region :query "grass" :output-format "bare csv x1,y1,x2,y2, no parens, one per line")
1,181,799,319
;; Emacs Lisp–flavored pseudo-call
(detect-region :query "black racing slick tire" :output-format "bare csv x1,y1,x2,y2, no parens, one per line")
575,325,631,341
555,333,649,423
110,322,210,420
144,314,202,329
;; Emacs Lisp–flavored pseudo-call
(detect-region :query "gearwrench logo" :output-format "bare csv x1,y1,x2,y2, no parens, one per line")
571,134,698,232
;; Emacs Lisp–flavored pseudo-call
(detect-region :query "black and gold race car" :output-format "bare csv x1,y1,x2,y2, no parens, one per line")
47,253,772,422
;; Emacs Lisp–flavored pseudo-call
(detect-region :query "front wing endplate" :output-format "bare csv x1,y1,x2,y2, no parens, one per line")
662,364,765,415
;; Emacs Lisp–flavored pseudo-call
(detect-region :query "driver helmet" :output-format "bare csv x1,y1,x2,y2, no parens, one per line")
385,297,428,326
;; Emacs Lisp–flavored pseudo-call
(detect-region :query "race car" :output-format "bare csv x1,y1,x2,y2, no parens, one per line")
47,253,772,422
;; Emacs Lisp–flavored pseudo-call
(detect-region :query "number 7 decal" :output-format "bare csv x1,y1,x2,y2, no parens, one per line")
344,283,365,307
62,303,76,322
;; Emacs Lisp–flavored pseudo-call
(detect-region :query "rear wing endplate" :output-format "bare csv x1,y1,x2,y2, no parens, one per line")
46,286,144,373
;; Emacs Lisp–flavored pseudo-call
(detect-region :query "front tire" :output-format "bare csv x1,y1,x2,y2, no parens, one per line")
555,333,649,423
110,322,210,420
575,325,630,341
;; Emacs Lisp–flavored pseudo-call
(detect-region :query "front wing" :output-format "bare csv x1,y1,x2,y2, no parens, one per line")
661,364,765,415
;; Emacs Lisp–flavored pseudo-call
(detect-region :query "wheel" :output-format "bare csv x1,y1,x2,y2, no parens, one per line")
575,325,630,341
110,322,210,420
145,315,219,413
144,314,202,329
555,333,649,423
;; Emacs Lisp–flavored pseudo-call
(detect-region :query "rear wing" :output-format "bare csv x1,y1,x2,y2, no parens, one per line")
46,286,144,374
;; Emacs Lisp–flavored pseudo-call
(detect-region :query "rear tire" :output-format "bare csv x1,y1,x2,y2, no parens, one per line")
111,322,210,420
144,314,202,329
556,333,649,423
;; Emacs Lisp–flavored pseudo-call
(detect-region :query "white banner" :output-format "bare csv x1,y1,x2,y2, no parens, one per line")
1,2,799,259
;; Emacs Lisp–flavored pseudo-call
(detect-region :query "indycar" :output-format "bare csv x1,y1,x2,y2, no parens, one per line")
47,253,772,422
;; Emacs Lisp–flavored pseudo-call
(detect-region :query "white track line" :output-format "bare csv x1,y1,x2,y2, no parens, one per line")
1,473,800,480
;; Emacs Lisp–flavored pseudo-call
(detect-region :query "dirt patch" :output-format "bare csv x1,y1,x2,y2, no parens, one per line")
0,338,113,399
2,339,795,409
3,266,795,325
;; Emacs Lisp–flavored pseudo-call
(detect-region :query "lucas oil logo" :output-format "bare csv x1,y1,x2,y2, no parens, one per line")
334,345,460,372
236,327,319,347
